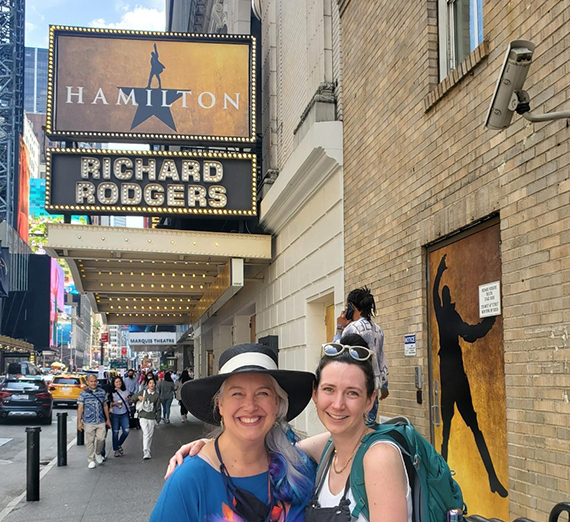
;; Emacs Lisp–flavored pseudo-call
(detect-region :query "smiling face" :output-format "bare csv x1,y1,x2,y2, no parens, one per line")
87,375,98,390
313,361,375,438
217,373,281,444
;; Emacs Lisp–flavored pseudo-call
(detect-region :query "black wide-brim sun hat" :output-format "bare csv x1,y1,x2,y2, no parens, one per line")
180,343,315,426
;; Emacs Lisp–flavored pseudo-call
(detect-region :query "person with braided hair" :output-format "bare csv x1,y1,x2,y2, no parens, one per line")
335,286,389,422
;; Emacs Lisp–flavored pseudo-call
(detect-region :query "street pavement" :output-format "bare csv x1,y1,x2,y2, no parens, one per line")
0,406,79,510
0,404,208,522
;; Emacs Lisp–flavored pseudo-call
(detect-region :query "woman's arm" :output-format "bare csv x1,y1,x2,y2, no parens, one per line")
163,430,332,480
296,432,331,462
363,443,408,522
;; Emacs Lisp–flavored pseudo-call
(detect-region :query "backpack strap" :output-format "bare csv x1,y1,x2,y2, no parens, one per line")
314,437,335,491
350,422,416,522
350,431,376,521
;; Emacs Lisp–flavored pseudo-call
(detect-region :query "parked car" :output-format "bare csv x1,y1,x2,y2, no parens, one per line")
6,361,42,376
0,375,53,424
48,374,87,406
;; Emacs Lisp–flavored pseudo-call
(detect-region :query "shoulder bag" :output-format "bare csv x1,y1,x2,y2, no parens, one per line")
116,390,140,429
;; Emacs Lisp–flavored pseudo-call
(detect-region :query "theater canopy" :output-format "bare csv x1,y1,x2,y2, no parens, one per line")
44,224,271,325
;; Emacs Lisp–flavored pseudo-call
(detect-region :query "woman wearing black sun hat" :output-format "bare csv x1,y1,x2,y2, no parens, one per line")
150,342,317,522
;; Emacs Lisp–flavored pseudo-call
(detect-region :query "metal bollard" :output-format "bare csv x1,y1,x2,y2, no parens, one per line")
57,412,68,466
26,427,41,501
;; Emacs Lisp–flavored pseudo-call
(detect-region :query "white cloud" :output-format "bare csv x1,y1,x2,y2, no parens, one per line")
28,3,46,21
90,5,165,31
114,0,164,13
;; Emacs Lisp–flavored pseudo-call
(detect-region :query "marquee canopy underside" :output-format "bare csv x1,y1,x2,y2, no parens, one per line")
45,224,272,326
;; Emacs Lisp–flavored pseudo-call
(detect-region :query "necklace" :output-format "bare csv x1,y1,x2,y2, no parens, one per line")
332,425,369,474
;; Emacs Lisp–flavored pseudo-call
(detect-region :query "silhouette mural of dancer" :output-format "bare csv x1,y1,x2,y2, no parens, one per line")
147,43,165,89
433,254,508,498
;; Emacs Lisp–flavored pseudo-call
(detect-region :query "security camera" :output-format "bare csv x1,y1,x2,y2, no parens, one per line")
251,0,262,20
485,40,570,130
484,40,535,130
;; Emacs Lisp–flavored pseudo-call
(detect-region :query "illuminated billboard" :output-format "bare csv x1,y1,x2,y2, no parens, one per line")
50,258,65,349
18,136,30,244
46,26,256,144
45,148,257,216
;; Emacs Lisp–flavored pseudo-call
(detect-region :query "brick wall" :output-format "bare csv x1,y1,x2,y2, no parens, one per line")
340,0,570,518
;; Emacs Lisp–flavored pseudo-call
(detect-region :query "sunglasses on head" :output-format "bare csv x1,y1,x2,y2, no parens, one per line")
322,343,373,361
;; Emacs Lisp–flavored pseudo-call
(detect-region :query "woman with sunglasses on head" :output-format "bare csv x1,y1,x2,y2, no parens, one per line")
304,333,411,522
166,334,411,522
150,343,317,522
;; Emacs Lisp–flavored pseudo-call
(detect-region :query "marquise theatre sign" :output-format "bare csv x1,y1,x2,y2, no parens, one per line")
46,26,256,143
45,149,257,216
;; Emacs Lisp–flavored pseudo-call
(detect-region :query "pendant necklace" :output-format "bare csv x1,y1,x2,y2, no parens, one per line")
332,425,369,474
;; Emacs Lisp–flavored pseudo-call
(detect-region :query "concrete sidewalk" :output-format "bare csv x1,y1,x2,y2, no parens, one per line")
0,407,208,522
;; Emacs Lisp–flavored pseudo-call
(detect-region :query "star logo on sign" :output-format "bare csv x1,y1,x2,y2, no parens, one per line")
120,43,187,132
120,88,184,131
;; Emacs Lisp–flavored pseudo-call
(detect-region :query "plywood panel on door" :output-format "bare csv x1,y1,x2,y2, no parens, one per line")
428,221,509,518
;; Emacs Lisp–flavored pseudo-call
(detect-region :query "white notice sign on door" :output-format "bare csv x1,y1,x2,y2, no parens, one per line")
479,281,501,318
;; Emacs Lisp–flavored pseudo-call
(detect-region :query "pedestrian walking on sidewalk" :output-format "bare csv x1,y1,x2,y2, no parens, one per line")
99,375,113,461
131,376,161,459
124,368,139,397
110,376,131,457
174,369,191,422
77,374,111,469
140,371,156,392
157,371,175,423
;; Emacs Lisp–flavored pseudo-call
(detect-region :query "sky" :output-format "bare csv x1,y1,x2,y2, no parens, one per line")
25,1,161,227
25,0,166,49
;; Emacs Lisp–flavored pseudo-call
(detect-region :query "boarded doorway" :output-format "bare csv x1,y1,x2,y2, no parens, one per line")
428,219,509,519
325,304,336,343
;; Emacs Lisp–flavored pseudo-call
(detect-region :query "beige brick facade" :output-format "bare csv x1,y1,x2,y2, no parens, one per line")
176,0,347,435
339,0,570,519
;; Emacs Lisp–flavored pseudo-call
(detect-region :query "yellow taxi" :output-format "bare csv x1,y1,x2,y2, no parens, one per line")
48,374,87,406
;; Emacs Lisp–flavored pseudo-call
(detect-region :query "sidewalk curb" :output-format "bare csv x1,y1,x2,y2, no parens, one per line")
0,437,77,522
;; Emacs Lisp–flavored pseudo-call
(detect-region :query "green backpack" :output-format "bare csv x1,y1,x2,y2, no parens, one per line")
315,417,464,522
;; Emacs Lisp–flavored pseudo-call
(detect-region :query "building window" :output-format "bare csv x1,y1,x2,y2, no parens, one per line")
438,0,483,80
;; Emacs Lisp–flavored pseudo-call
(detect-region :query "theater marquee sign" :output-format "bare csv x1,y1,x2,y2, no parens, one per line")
46,26,256,143
45,149,257,216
